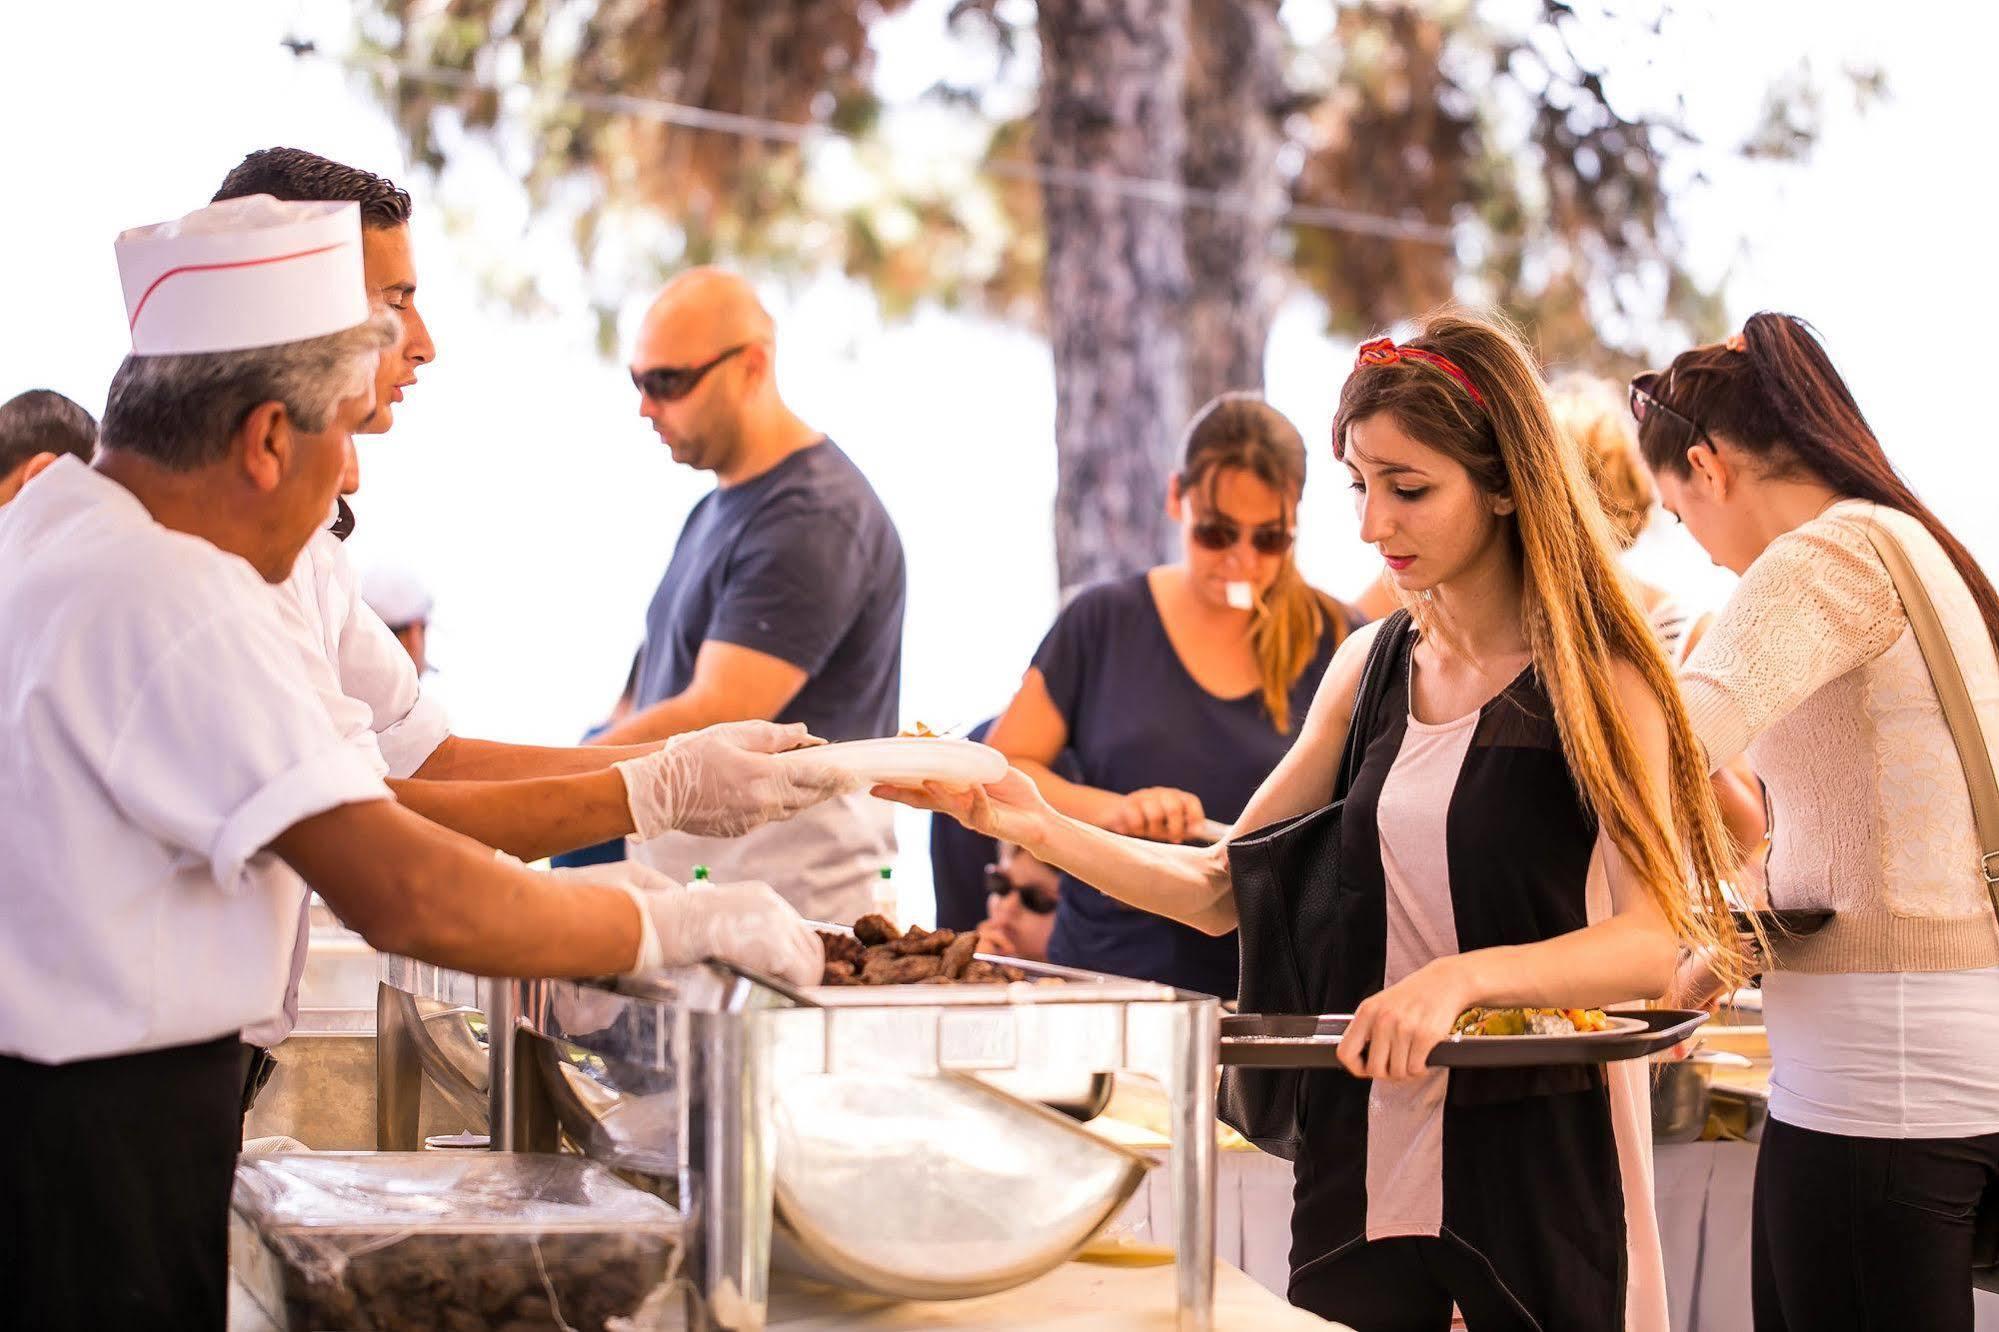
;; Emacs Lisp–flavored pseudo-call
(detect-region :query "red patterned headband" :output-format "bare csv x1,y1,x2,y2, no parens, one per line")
1355,337,1487,410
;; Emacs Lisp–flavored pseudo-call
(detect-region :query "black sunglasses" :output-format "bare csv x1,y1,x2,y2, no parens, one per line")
1628,372,1708,453
631,344,750,402
983,866,1057,915
1189,515,1295,557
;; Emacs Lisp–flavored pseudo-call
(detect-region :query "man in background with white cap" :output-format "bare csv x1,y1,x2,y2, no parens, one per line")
362,562,435,674
0,196,823,1329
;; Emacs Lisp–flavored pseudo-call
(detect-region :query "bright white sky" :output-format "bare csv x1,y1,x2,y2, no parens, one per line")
4,0,1994,919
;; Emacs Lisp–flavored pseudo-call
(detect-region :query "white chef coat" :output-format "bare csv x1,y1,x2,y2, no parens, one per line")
276,526,448,782
0,458,390,1064
243,526,451,1048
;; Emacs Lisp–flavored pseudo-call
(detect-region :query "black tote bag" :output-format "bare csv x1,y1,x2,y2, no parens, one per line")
1216,609,1409,1159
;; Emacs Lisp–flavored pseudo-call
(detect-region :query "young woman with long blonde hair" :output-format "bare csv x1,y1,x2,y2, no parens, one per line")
886,310,1738,1329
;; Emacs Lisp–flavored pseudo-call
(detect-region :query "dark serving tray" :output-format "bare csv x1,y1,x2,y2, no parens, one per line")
1218,1008,1709,1071
1730,907,1834,937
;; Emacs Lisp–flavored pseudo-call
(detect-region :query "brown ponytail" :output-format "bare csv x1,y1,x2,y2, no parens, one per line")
1180,392,1350,733
1637,312,1999,656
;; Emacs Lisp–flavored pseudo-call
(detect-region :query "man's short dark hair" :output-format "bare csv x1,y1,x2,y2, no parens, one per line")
0,390,97,475
213,148,412,229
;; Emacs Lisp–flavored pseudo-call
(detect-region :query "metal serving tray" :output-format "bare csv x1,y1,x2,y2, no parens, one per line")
383,946,1222,1332
1219,1008,1709,1070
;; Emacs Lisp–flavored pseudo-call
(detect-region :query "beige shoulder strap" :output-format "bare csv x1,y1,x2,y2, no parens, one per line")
1862,515,1999,905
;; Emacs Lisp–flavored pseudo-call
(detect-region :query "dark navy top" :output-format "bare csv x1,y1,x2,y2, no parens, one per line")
1033,574,1342,997
634,441,904,742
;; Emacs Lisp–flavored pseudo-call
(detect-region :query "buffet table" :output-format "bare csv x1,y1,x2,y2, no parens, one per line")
227,1258,1342,1331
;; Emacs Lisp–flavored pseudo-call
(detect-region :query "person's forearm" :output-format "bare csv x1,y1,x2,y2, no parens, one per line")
388,769,633,861
591,693,728,747
1450,915,1678,1010
397,853,640,977
281,803,642,977
1029,812,1238,934
1011,758,1125,828
414,734,663,781
1712,759,1768,867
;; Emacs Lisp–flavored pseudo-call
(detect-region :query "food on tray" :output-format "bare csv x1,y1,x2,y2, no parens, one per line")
818,918,1032,987
262,1229,671,1331
1451,1006,1611,1037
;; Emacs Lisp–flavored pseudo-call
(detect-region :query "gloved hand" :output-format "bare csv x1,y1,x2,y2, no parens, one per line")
630,880,825,987
615,720,862,840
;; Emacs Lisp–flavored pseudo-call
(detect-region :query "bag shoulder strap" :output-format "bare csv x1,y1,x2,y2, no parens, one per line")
1335,609,1411,800
1862,516,1999,891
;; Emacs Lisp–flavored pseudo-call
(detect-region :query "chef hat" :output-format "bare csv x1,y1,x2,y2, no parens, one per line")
115,194,369,356
361,565,434,629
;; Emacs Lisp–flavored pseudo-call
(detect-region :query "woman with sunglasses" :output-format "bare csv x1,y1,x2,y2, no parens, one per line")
976,842,1063,962
1632,312,1999,1331
887,312,1740,1329
981,392,1356,997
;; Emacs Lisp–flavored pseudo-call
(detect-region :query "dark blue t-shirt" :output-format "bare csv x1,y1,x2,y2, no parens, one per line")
635,441,904,741
1034,574,1343,997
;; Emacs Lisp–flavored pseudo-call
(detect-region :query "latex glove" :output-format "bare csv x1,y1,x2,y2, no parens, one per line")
628,880,825,987
616,721,862,840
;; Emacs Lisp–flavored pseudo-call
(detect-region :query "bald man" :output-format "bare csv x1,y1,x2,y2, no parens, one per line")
596,269,906,922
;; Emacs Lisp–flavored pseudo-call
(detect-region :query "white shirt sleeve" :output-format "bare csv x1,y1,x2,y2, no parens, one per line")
317,536,450,778
1679,510,1905,768
100,603,390,892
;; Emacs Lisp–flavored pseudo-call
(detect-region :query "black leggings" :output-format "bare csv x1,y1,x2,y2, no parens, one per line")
1753,1118,1999,1331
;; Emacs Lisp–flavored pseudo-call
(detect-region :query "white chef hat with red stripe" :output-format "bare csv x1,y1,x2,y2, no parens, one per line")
115,194,369,356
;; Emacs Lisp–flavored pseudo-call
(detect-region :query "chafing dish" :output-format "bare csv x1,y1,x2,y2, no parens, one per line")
381,948,1220,1331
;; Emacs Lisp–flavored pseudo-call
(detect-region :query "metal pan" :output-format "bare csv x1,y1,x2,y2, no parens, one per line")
1219,1008,1709,1070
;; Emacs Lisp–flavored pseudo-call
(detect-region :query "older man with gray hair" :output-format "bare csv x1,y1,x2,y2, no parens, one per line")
0,196,822,1330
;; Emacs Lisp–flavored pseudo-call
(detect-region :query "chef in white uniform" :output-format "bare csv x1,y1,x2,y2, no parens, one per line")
204,151,860,1083
0,196,824,1331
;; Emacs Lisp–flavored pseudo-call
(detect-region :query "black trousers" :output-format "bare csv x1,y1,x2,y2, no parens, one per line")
0,1035,244,1331
1290,1233,1552,1332
1753,1118,1999,1331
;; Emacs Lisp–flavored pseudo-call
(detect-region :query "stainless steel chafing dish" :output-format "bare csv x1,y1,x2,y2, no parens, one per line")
379,946,1221,1331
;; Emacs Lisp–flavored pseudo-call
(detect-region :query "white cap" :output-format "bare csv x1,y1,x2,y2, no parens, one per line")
115,195,369,355
362,565,434,629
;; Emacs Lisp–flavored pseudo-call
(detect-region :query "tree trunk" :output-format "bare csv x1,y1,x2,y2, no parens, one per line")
1181,0,1287,410
1036,0,1191,596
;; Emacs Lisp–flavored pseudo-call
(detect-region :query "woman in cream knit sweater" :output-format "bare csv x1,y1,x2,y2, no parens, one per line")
1635,312,1999,1331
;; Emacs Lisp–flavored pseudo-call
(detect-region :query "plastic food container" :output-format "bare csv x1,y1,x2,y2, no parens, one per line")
230,1152,682,1331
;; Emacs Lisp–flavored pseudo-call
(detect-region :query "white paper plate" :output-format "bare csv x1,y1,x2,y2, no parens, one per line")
783,737,1010,788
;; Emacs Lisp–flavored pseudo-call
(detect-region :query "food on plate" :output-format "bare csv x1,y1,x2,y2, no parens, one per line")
817,919,1032,987
851,913,899,947
1451,1006,1612,1037
898,721,943,738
